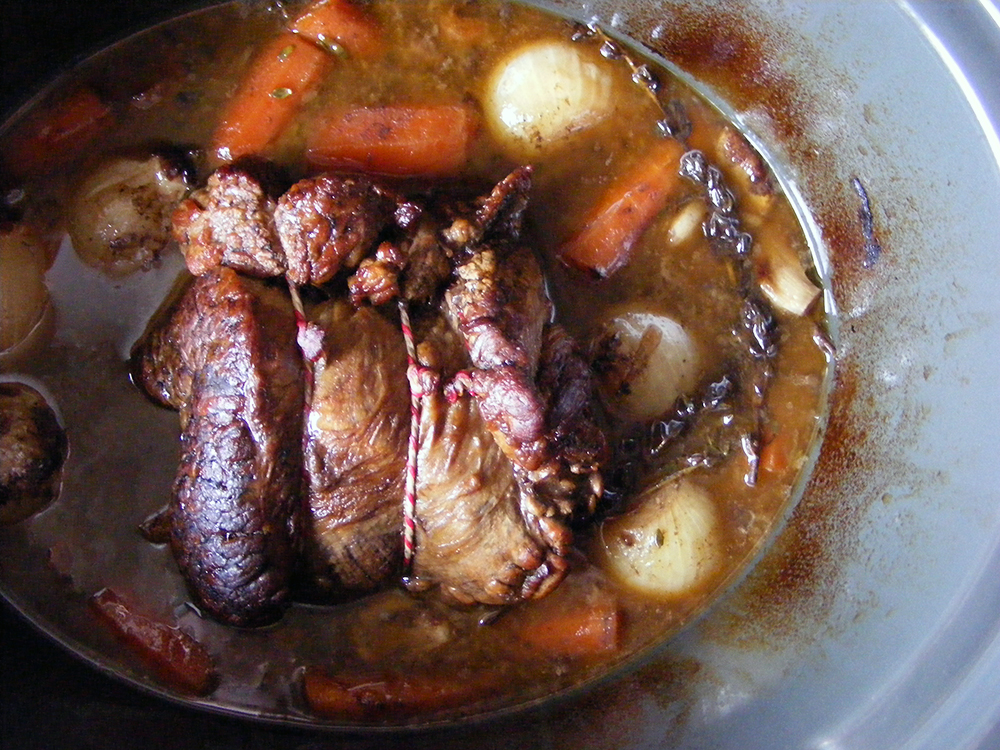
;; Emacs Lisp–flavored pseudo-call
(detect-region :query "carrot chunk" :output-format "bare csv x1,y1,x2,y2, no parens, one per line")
4,87,112,178
211,33,329,162
303,668,487,720
291,0,383,59
516,596,621,657
210,0,382,163
559,138,687,277
305,104,477,176
91,588,217,695
759,430,791,477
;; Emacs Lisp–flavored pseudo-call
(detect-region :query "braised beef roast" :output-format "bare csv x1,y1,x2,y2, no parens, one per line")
134,268,305,627
301,301,408,597
135,165,607,622
408,316,570,604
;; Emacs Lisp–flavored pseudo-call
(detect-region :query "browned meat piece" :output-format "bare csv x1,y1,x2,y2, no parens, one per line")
0,382,67,525
172,160,285,278
133,268,304,626
347,220,451,306
529,325,608,515
400,221,451,303
442,169,605,518
537,326,608,473
275,173,396,286
347,241,404,307
447,245,548,375
440,166,533,251
474,165,532,241
301,301,408,597
445,244,551,460
348,256,400,306
441,169,551,463
409,318,569,605
439,173,546,454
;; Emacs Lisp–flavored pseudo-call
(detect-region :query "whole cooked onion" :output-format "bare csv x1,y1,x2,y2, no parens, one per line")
67,153,189,276
484,39,613,155
595,307,701,421
597,477,721,597
0,224,50,355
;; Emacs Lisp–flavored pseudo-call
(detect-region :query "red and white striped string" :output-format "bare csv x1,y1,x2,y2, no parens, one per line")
398,298,421,571
288,282,322,406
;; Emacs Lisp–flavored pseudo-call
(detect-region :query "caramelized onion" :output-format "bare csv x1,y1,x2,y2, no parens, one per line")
597,477,720,597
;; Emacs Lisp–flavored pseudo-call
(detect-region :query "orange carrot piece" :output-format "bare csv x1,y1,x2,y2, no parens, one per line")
306,104,477,176
210,0,382,163
759,430,791,476
303,668,487,720
210,32,329,162
559,138,687,278
517,598,621,657
4,87,112,178
291,0,383,59
91,588,217,695
303,103,475,175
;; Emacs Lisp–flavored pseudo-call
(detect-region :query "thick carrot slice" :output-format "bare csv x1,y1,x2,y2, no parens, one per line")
4,87,112,178
759,429,791,477
291,0,383,59
210,0,382,163
559,137,687,278
516,596,621,657
305,104,477,176
211,33,328,162
91,588,217,695
302,668,488,720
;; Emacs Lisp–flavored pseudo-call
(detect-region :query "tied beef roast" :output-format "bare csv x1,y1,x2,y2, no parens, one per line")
134,268,305,627
137,162,608,621
408,316,569,605
301,301,409,597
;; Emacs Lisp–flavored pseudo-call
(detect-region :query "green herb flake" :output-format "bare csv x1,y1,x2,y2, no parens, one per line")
271,87,294,99
278,44,296,61
316,34,347,58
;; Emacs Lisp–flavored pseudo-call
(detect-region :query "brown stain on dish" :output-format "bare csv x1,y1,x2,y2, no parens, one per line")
639,6,806,142
631,2,887,293
708,362,873,648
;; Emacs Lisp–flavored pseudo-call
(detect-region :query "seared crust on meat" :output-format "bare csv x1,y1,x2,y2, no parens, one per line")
302,302,408,597
134,268,304,626
410,319,569,605
275,173,396,286
445,244,550,453
441,169,606,518
172,160,285,279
